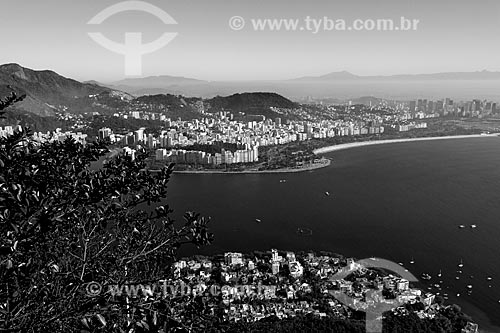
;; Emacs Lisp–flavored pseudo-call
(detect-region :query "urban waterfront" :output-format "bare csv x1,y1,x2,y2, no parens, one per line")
165,136,500,331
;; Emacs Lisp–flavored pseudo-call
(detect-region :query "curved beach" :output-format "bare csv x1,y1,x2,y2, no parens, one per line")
313,133,500,155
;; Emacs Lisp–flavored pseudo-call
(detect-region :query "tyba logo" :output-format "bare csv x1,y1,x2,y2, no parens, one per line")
88,1,177,76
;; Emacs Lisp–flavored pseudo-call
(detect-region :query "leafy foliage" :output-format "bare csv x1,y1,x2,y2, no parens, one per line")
0,96,213,332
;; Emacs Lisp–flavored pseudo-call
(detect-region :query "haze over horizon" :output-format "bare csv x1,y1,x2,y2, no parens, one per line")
1,0,500,82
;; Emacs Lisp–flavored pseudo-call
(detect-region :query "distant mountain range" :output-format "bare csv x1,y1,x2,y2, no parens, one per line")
292,71,360,81
115,75,208,88
101,70,500,101
2,63,500,123
291,70,500,81
110,70,500,90
0,64,300,123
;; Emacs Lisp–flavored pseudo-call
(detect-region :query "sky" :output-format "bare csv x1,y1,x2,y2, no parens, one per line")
1,0,499,82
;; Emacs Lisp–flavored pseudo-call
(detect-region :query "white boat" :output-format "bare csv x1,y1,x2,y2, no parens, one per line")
325,191,330,196
458,259,464,268
255,218,262,223
458,225,465,229
421,273,432,280
437,270,442,278
409,257,415,264
471,224,477,229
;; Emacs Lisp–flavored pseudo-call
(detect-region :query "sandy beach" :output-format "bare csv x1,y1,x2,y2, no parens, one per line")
313,133,500,155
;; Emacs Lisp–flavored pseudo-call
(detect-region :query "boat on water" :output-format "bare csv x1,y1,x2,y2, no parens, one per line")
458,259,464,268
325,191,330,196
458,225,465,229
409,257,415,264
296,227,313,236
471,224,477,229
255,218,262,223
279,179,287,183
437,270,442,278
421,273,432,280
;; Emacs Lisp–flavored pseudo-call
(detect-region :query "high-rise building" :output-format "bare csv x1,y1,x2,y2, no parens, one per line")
155,149,167,161
271,262,280,275
409,101,416,112
134,128,145,143
147,134,155,148
98,128,112,140
224,252,243,266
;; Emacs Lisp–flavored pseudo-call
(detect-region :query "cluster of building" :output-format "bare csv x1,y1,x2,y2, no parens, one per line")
88,95,498,168
158,249,478,331
0,125,20,138
155,145,259,165
31,129,88,144
408,98,497,118
97,111,397,165
0,125,87,144
391,121,428,132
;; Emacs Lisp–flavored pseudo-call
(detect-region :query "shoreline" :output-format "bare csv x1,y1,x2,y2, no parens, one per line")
313,133,500,155
169,158,331,174
152,133,500,174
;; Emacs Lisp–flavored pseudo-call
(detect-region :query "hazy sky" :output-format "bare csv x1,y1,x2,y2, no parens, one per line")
1,0,499,82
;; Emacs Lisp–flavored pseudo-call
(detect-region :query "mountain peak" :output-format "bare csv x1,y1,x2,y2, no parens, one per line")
292,71,359,81
0,63,63,82
319,71,358,79
0,63,27,79
114,75,207,89
0,63,23,71
0,63,115,116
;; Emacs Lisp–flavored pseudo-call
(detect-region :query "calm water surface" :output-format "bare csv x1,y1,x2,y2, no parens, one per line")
165,137,500,330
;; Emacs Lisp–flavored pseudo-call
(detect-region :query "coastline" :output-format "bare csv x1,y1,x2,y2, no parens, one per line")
313,133,500,155
169,157,331,174
311,132,500,332
150,133,500,174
